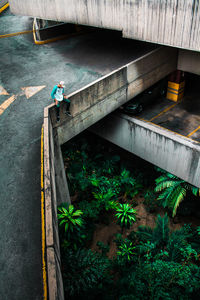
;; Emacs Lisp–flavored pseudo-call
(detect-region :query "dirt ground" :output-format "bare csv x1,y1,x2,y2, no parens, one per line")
90,194,200,259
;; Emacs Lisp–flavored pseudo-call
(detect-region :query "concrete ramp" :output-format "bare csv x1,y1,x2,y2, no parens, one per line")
51,47,177,145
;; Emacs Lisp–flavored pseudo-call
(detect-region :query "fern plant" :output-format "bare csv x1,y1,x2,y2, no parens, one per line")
155,169,200,217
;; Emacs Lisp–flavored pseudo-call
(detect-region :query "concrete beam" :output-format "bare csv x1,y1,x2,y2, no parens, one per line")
50,47,177,145
90,113,200,188
178,50,200,76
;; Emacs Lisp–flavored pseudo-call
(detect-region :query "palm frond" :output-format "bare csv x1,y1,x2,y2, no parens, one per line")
171,186,186,217
155,180,180,192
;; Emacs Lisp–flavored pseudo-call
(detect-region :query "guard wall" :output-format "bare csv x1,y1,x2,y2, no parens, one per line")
43,107,68,300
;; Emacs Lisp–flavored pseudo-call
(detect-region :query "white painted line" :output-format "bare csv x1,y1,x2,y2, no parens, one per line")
21,85,46,99
0,85,9,96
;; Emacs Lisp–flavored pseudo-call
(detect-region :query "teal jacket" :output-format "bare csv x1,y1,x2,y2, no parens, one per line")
51,85,65,99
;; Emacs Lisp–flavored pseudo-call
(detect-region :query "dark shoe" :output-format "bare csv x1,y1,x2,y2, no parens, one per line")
65,111,72,117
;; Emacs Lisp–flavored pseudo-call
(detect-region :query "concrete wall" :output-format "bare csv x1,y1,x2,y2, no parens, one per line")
9,0,200,52
43,108,66,300
90,113,200,188
178,50,200,75
50,47,177,145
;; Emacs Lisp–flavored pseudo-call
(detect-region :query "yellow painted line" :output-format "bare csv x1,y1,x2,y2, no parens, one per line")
41,125,47,300
33,21,67,45
33,21,89,45
0,29,35,39
187,125,200,137
0,95,16,115
150,121,200,143
0,2,9,14
150,102,178,122
134,116,200,143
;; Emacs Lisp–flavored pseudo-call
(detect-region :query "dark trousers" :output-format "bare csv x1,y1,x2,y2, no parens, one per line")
55,98,70,117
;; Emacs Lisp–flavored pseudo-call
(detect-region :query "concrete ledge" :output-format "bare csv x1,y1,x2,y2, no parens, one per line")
43,108,65,300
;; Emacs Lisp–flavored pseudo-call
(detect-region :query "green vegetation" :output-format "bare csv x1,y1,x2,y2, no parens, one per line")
114,214,200,300
155,168,200,216
62,248,109,299
57,204,83,232
115,203,137,231
117,239,136,261
59,134,200,299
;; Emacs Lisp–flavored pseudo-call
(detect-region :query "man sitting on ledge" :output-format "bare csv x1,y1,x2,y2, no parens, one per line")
51,81,71,122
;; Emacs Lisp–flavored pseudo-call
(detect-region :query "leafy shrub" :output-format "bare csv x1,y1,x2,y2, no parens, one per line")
97,241,110,256
117,239,136,262
78,200,101,221
57,204,83,232
124,260,200,300
135,214,199,264
143,189,158,212
62,248,109,298
115,203,137,231
120,169,143,200
58,203,85,249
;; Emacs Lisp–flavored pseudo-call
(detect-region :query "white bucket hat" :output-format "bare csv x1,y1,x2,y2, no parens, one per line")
59,81,65,87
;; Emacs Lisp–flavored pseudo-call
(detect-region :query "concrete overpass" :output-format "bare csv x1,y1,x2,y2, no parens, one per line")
9,0,200,53
90,112,200,188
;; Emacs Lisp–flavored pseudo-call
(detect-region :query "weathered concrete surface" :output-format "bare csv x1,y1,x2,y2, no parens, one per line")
90,113,200,188
9,0,200,52
178,50,200,75
54,131,71,205
54,47,177,145
0,8,156,300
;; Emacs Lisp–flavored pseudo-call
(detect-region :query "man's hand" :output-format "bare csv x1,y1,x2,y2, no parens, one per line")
55,99,58,106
